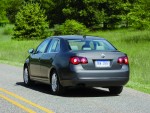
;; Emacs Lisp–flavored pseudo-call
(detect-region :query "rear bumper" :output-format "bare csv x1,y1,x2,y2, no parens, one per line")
61,77,129,87
60,68,129,87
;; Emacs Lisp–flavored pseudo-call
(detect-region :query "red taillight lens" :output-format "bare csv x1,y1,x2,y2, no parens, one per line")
80,57,88,64
118,56,129,65
70,57,80,65
124,57,129,64
70,57,88,65
118,57,123,64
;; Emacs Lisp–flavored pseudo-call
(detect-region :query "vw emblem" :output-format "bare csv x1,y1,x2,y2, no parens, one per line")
101,53,105,58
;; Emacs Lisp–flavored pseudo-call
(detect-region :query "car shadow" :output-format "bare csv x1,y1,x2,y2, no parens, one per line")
16,82,118,97
61,87,116,97
16,82,51,94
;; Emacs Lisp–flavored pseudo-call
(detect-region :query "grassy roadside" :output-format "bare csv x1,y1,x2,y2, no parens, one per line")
89,30,150,94
0,40,41,66
0,25,150,94
0,25,41,65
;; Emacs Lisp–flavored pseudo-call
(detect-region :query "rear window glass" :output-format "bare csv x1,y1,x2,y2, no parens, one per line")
67,39,116,51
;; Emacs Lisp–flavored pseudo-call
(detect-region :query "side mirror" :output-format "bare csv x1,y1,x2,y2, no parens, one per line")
28,48,34,54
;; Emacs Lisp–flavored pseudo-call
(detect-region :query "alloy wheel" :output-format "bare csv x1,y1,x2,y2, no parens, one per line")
51,73,58,92
24,67,29,84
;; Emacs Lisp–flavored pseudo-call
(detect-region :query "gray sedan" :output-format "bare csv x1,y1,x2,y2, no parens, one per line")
23,35,129,95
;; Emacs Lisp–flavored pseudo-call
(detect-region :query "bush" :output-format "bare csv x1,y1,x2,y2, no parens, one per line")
53,20,89,35
13,3,50,40
0,11,10,27
53,24,65,35
132,19,150,30
3,25,14,35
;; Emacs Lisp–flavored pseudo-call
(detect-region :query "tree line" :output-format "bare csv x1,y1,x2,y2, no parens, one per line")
0,0,150,30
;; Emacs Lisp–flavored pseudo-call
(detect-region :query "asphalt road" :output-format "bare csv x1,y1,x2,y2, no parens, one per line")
0,64,150,113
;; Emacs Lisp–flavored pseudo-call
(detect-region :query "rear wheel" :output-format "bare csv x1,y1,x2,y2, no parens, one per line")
109,86,123,95
50,71,64,95
23,66,33,86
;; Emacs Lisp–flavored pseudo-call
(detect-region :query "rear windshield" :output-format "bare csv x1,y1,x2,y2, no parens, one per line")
67,39,116,51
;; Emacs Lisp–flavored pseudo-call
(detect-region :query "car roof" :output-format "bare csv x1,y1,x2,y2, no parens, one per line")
50,35,105,40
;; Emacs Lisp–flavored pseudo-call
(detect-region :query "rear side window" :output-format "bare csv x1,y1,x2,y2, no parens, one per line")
67,39,116,51
47,39,60,53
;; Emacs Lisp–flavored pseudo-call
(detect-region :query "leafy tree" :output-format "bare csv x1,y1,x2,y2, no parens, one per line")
1,0,150,30
13,3,49,40
24,0,55,26
128,0,150,29
0,0,9,26
22,0,150,30
6,0,24,23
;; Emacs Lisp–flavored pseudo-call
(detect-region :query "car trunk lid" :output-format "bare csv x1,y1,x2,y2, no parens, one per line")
73,51,126,70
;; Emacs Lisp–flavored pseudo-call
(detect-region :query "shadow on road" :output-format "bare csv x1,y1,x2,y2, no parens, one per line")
16,82,118,97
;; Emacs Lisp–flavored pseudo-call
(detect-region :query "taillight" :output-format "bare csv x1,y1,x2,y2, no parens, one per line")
70,57,88,65
124,57,129,64
118,56,129,65
70,57,80,65
80,57,88,64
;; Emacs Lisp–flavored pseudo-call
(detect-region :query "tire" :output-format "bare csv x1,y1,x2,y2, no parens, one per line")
50,71,64,95
109,86,123,95
23,66,33,86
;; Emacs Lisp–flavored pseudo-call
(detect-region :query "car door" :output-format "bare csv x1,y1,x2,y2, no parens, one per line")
29,39,51,77
40,38,60,79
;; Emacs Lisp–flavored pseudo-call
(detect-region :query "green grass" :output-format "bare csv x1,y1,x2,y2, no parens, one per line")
0,25,41,66
0,40,41,66
0,25,150,94
0,24,13,41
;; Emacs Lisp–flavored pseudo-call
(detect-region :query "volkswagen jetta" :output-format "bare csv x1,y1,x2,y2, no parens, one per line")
23,35,129,95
